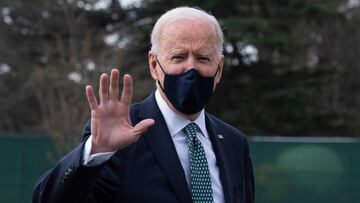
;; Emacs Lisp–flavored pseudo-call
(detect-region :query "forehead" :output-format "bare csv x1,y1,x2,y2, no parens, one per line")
158,19,218,54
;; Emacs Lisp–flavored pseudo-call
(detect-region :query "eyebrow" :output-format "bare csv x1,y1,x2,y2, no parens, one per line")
197,46,217,55
170,50,214,55
167,47,216,57
198,52,212,56
169,48,186,53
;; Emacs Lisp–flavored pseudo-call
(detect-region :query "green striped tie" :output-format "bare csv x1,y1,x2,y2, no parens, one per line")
184,122,214,203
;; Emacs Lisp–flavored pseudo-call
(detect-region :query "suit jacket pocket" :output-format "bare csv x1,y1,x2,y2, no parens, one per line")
233,182,244,203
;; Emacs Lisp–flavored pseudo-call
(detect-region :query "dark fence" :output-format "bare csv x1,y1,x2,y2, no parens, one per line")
0,134,359,203
0,134,55,203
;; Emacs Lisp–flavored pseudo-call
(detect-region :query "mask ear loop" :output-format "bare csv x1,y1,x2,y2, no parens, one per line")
155,56,167,92
213,66,220,78
155,56,167,74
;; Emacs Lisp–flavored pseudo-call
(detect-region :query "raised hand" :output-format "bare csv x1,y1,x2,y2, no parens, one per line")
85,69,155,154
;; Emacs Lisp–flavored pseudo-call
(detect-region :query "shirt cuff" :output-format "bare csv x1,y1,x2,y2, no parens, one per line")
82,135,115,167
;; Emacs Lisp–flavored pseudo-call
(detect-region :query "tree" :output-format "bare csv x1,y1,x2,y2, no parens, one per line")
0,0,360,157
0,0,140,155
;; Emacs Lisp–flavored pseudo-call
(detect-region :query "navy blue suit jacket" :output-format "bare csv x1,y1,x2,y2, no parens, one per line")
33,93,254,203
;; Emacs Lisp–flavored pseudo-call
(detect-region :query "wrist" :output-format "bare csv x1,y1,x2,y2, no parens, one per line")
90,140,112,155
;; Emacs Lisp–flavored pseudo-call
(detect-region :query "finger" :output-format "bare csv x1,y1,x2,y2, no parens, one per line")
120,74,133,105
109,68,120,101
86,85,98,110
132,119,155,137
99,73,109,104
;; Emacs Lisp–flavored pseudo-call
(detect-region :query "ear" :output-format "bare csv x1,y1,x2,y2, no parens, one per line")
214,55,224,85
148,52,159,80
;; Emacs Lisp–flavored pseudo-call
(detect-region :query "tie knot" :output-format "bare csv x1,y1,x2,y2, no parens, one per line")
184,122,198,138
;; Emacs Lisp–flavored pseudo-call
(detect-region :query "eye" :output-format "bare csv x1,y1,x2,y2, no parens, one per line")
198,56,210,62
171,55,185,61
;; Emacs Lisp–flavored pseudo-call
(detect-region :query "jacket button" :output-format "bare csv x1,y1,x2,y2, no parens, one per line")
61,167,73,183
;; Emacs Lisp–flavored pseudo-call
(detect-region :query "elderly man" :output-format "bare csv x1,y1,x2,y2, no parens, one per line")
33,6,254,203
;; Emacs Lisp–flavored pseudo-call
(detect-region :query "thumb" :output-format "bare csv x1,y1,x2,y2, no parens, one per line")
133,119,155,136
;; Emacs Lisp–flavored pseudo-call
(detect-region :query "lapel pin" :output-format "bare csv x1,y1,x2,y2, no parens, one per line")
217,134,223,139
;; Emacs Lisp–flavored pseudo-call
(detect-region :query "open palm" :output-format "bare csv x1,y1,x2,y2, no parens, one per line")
85,69,155,154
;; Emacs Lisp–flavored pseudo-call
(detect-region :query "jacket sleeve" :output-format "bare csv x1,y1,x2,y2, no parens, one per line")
32,121,105,203
244,139,255,203
32,140,105,203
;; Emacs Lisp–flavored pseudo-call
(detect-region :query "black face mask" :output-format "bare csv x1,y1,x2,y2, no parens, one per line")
156,57,219,115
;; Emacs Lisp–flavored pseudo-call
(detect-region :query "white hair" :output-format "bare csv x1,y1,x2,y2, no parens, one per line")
150,6,224,56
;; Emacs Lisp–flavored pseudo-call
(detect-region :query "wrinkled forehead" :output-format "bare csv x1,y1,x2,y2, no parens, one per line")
158,19,218,53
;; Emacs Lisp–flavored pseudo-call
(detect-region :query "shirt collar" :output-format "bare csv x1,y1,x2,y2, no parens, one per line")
155,90,208,138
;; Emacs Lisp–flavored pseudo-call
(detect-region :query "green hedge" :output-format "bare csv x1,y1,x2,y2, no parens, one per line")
1,134,359,203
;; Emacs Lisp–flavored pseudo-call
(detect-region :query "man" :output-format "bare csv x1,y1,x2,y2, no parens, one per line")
33,6,254,203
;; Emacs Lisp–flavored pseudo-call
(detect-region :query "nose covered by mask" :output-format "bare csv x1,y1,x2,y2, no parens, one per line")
156,58,219,115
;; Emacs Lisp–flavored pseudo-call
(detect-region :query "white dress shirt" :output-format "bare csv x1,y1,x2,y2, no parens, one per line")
83,90,224,203
154,90,225,203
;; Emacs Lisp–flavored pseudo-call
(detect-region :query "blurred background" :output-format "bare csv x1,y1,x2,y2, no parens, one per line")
0,0,359,202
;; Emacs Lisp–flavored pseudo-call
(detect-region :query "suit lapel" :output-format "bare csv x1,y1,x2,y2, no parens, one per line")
138,93,192,203
205,113,233,203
